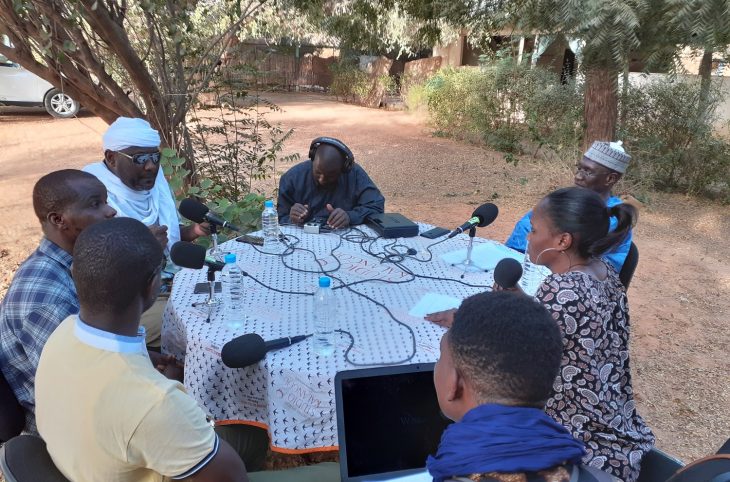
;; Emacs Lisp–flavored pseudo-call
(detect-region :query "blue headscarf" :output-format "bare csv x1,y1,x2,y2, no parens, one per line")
427,404,586,482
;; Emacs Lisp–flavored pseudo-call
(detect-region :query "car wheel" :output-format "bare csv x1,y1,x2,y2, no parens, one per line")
44,89,80,118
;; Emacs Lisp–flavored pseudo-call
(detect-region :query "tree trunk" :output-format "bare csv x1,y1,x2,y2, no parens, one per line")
583,67,619,149
698,49,713,120
362,57,394,108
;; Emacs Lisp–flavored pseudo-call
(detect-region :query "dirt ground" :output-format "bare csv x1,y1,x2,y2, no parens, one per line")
1,93,729,464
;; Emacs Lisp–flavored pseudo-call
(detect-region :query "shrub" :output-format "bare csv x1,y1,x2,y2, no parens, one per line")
619,77,730,201
523,74,583,150
330,61,370,103
404,82,429,111
162,76,299,244
412,56,729,202
421,57,582,153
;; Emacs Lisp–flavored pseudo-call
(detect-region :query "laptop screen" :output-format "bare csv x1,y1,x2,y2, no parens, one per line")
338,365,452,479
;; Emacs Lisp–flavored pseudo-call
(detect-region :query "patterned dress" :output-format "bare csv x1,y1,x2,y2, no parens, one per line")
536,265,655,482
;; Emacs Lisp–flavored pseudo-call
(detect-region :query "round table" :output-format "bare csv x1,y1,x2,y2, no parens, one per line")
162,223,515,453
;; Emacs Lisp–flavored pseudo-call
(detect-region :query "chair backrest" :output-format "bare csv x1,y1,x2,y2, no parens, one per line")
637,447,684,482
0,434,70,482
717,438,730,455
0,369,24,443
666,454,730,482
620,242,639,289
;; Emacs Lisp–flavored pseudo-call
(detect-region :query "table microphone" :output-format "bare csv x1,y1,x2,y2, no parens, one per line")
179,198,242,232
493,258,523,289
221,333,311,368
448,203,499,238
170,241,225,271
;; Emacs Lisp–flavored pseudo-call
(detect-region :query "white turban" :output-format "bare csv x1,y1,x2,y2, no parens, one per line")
102,117,161,152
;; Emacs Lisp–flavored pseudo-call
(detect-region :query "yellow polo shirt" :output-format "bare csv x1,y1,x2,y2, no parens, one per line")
36,316,217,482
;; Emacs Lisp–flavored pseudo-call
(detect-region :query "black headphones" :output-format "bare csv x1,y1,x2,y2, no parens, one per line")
308,137,355,172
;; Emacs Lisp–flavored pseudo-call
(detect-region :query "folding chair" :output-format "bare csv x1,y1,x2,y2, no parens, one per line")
637,447,684,482
0,434,69,482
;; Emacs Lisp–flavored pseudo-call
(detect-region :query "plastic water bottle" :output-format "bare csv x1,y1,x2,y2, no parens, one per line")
312,276,337,356
261,200,280,252
222,253,245,330
519,240,545,297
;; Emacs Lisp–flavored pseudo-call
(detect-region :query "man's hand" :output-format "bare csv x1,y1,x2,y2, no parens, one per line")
326,204,350,229
148,351,184,382
181,222,210,241
289,203,309,224
149,224,169,249
425,308,456,329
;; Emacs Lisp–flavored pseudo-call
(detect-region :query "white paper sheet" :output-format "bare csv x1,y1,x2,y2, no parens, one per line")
440,241,523,270
409,293,462,318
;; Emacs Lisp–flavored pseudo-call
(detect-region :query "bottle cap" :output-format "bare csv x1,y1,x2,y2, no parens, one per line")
264,200,274,208
318,276,331,288
224,253,237,264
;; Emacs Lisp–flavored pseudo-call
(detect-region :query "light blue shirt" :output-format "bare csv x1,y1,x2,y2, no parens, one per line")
504,195,631,272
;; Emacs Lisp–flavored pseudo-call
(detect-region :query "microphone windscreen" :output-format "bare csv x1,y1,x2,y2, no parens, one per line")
170,241,206,269
472,203,499,227
179,198,209,223
494,258,523,289
221,334,267,368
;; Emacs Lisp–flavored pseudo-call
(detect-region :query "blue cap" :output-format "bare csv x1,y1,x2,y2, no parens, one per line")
264,200,274,208
319,276,331,288
224,253,237,264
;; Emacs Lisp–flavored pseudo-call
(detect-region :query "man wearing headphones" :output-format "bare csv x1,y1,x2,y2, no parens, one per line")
277,137,385,228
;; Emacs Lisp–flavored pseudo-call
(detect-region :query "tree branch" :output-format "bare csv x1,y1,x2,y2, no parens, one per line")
78,0,171,140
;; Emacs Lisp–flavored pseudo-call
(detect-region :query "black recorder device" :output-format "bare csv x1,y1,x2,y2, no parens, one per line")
367,213,419,238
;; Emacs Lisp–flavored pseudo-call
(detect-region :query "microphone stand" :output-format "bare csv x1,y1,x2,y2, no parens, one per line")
452,226,484,277
192,264,224,323
208,224,223,261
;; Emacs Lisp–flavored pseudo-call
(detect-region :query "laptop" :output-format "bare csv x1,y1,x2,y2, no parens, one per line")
335,363,452,482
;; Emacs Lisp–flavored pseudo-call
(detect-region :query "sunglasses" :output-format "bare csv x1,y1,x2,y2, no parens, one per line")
116,150,162,166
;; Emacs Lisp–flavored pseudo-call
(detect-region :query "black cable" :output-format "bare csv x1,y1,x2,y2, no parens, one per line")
343,229,491,288
236,224,486,366
330,277,417,366
241,270,313,296
273,227,418,366
393,260,492,289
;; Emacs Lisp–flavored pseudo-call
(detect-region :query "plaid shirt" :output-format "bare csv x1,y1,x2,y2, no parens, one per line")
0,238,78,433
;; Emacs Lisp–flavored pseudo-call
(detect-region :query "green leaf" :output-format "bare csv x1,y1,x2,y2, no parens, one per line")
216,198,232,210
168,178,183,192
200,179,213,189
171,157,186,167
162,147,177,157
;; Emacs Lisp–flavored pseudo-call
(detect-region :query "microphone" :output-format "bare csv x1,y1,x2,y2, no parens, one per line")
170,241,225,271
221,333,310,368
179,198,242,233
448,203,499,238
493,258,523,289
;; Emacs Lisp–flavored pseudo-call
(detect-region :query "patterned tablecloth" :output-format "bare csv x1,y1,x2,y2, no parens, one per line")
162,223,508,453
